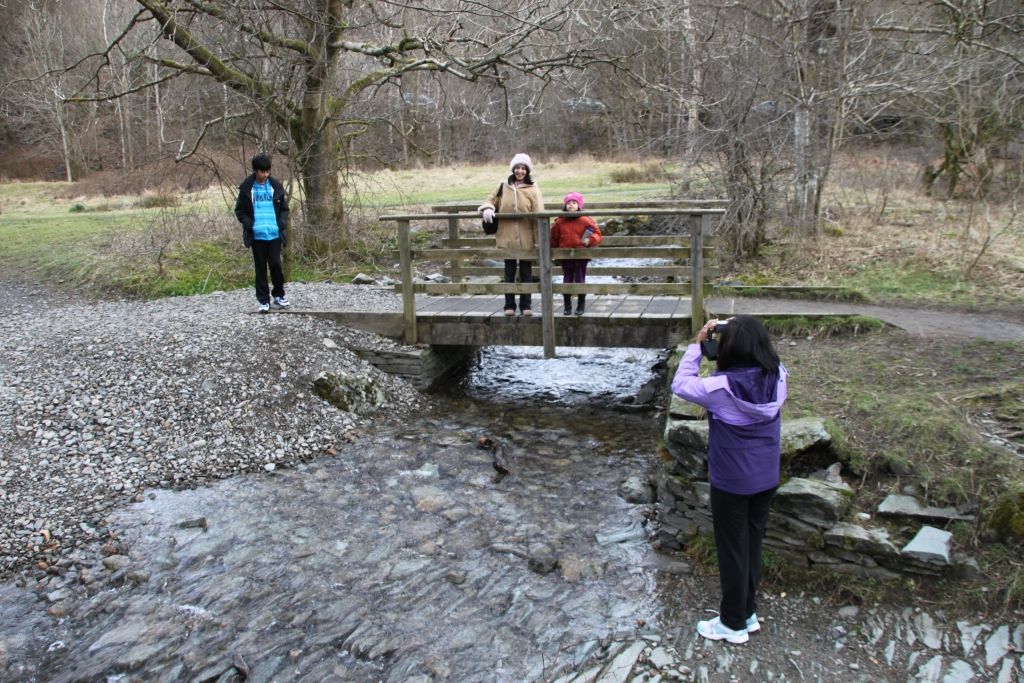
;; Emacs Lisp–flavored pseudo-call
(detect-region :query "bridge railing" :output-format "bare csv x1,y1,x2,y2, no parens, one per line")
379,205,724,357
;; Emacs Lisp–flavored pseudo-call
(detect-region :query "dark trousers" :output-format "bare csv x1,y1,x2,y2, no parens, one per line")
710,484,776,631
252,239,285,304
560,260,588,283
504,259,533,310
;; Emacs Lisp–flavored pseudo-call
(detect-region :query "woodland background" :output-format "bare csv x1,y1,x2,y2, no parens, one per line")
0,0,1020,262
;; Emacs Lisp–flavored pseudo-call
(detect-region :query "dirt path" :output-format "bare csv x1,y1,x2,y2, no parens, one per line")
708,297,1024,341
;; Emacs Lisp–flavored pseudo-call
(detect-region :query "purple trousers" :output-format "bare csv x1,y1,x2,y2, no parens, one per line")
560,259,588,283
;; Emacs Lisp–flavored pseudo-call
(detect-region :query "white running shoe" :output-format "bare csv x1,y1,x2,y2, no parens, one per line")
697,616,749,644
273,296,291,309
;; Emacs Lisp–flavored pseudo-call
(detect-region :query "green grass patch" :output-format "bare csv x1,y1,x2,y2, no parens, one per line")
782,332,1024,512
763,315,884,338
714,284,869,302
682,533,717,575
844,262,984,306
111,240,252,298
609,163,668,184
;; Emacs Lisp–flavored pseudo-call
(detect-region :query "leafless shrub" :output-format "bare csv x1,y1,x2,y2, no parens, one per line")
109,205,232,277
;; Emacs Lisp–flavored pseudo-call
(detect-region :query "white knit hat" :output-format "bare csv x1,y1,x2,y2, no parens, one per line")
509,153,533,173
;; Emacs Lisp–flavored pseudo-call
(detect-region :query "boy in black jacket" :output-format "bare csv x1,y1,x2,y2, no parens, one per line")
234,153,290,312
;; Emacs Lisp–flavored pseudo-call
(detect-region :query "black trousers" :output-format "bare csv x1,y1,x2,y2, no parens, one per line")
710,484,777,631
503,259,533,310
252,239,285,304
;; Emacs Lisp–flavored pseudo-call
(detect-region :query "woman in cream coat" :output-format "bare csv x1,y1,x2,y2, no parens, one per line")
479,153,545,315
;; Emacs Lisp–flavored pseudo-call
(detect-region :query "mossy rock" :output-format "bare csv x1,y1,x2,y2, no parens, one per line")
312,371,388,416
987,490,1024,544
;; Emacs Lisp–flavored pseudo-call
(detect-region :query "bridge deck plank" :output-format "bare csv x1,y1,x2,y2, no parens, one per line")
417,296,468,314
611,296,653,318
577,295,621,318
462,294,506,317
642,297,684,319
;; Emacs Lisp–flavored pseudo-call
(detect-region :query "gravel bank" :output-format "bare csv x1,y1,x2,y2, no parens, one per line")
0,281,426,580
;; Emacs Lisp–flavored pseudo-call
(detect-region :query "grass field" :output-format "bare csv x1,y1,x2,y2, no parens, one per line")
0,159,679,297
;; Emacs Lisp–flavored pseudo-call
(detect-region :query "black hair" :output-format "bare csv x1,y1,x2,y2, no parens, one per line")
508,167,533,185
251,153,272,172
716,314,780,374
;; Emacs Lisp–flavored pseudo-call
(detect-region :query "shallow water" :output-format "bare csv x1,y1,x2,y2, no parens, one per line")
450,345,665,408
3,348,689,682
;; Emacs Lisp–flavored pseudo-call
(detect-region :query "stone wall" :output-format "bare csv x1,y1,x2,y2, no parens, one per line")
656,396,977,579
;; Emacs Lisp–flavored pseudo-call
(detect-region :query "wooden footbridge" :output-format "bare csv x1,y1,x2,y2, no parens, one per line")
328,201,726,360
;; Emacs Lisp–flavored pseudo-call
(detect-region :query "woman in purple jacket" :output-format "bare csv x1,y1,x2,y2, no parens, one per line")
671,314,788,644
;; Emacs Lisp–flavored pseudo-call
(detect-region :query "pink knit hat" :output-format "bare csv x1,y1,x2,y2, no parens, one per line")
563,191,584,210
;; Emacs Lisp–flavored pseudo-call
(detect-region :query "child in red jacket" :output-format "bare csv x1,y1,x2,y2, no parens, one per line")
551,191,602,315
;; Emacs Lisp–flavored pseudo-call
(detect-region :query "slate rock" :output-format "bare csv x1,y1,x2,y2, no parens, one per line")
619,476,654,504
774,477,853,527
824,522,899,557
877,494,974,523
901,526,953,566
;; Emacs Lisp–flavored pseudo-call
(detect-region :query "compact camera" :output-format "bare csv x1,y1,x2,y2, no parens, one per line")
700,320,728,359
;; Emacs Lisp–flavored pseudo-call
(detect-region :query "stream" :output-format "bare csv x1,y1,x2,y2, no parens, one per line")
1,346,697,682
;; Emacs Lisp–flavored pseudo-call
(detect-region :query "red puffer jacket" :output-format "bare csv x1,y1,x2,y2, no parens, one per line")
551,215,602,249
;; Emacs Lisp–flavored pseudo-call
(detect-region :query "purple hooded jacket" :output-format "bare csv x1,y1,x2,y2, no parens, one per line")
671,343,789,495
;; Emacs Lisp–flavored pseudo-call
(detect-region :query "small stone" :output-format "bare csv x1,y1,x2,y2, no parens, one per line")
648,646,674,669
838,606,860,619
177,517,208,530
102,554,130,571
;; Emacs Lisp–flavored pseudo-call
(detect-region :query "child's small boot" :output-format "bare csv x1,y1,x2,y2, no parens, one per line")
575,295,586,316
563,295,573,315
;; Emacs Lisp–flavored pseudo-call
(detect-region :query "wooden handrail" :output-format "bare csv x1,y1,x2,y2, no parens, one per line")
380,208,725,221
430,199,729,212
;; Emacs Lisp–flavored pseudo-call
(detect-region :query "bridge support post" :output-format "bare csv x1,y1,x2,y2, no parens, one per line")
397,219,417,344
537,218,555,359
690,214,708,335
447,217,462,282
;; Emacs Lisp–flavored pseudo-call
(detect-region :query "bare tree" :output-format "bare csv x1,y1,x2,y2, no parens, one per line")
4,0,96,181
875,0,1024,199
65,0,604,251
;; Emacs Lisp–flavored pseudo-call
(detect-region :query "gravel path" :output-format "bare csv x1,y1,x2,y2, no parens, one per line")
708,296,1024,341
0,281,425,580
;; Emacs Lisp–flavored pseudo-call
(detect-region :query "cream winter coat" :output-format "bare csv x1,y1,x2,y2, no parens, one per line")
478,181,545,250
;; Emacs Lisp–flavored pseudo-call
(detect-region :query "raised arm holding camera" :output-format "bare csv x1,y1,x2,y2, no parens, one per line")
670,315,789,644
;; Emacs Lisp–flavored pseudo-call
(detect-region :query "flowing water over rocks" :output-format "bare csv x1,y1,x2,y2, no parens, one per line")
4,406,672,682
1,282,1021,682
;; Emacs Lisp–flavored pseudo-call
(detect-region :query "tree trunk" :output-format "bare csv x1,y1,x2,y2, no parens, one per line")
296,120,342,256
792,103,817,231
678,1,701,194
56,98,73,182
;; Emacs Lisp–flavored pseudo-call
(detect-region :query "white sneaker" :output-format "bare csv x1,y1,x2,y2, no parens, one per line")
273,296,291,308
258,302,271,313
697,616,749,644
747,613,761,633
